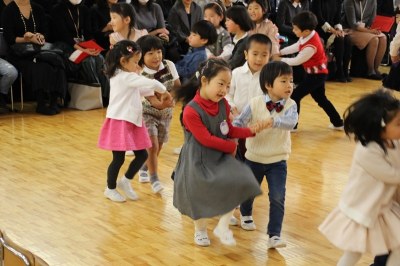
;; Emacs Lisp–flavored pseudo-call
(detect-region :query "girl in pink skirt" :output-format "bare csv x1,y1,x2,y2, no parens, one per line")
98,40,172,202
319,89,400,266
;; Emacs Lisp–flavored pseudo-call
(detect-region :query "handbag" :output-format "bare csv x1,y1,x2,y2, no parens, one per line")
68,82,103,110
11,42,63,57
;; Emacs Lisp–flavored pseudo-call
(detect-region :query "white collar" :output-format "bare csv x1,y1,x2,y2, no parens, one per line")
233,32,248,44
142,61,165,74
299,30,315,45
292,1,301,8
238,62,261,76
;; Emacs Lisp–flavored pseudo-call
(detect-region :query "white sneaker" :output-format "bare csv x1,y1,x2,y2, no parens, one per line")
125,151,134,156
151,180,164,194
328,124,344,131
194,230,210,247
213,227,236,246
138,170,150,183
267,236,286,249
117,178,139,200
240,215,256,231
229,216,239,226
104,188,126,202
173,146,182,155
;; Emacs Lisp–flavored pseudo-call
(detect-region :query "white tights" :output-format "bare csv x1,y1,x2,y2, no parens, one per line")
194,209,235,233
387,248,400,266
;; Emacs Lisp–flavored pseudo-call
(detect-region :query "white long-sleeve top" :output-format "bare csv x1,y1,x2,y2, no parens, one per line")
106,69,166,126
225,62,263,113
390,23,400,57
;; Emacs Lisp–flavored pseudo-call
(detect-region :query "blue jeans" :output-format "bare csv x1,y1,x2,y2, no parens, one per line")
0,58,18,95
240,160,287,237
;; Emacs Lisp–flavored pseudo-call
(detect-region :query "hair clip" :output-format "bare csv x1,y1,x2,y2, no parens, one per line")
127,46,134,53
195,71,200,78
381,118,386,127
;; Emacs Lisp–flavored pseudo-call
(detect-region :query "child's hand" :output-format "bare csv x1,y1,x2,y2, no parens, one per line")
230,145,237,157
161,91,174,108
230,107,239,117
391,55,400,64
260,118,274,129
249,123,262,134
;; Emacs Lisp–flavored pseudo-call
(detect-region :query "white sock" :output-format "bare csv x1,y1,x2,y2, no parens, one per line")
215,209,234,233
337,251,361,266
387,249,400,266
194,218,207,232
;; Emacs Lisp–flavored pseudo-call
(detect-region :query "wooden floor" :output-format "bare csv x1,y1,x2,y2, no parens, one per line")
0,72,396,266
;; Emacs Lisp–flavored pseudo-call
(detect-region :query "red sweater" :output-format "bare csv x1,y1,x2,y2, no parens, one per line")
299,31,328,74
183,91,254,153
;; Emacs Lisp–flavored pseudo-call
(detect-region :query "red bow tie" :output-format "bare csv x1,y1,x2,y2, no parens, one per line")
266,101,283,113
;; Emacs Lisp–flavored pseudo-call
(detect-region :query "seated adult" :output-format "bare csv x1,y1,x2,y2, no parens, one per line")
2,0,67,115
342,0,387,80
312,0,352,82
276,0,309,45
0,58,18,114
51,0,110,101
131,0,169,42
90,0,117,51
167,0,203,56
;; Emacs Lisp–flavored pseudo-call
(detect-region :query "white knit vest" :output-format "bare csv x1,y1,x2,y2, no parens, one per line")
245,95,295,164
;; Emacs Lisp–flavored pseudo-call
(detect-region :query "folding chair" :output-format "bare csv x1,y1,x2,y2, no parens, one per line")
0,231,49,266
0,28,24,112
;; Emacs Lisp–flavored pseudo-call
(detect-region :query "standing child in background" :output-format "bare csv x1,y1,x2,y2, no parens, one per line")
273,11,343,131
175,20,218,81
247,0,280,55
225,5,254,69
319,89,400,266
98,40,172,202
173,58,266,247
134,35,181,193
233,61,298,248
109,3,148,47
203,2,232,60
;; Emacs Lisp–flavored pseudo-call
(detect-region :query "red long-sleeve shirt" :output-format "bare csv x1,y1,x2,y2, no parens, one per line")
183,91,254,154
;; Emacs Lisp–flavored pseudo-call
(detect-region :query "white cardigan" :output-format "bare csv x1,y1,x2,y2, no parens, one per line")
339,141,400,228
106,70,166,126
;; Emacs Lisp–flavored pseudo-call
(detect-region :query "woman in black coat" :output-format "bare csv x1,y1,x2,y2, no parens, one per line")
312,0,353,82
2,0,67,115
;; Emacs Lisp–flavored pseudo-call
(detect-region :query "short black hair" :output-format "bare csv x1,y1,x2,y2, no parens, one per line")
226,5,254,32
292,11,318,31
192,20,218,45
247,0,269,20
136,35,164,66
344,89,400,153
259,61,292,94
245,33,272,52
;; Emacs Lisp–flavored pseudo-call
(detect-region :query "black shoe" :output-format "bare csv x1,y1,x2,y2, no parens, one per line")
367,73,382,80
335,77,347,83
346,77,353,82
36,105,57,115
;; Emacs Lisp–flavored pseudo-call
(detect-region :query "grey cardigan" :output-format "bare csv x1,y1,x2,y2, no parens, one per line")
342,0,377,29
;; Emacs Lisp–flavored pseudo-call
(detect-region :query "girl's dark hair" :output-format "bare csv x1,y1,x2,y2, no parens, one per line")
247,0,269,20
292,11,318,31
226,5,254,32
343,89,400,153
110,3,137,36
204,2,226,27
259,61,292,94
131,0,154,11
105,40,141,77
136,35,164,66
174,58,231,105
192,20,218,45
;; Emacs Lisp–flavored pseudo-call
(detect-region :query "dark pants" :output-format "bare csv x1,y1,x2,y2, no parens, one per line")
107,150,148,189
240,160,287,237
371,254,389,266
291,73,343,128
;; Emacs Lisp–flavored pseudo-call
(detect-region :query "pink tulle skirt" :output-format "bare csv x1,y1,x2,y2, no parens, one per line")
98,118,152,151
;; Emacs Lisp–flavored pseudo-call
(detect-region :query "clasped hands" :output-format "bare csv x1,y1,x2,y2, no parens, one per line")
249,118,274,134
24,32,45,45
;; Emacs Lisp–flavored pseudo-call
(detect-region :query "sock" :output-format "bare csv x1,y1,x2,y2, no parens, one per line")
140,164,148,171
150,173,159,184
122,175,132,182
337,251,361,266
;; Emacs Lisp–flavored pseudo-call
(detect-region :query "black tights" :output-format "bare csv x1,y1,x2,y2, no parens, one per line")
333,35,352,78
107,150,148,189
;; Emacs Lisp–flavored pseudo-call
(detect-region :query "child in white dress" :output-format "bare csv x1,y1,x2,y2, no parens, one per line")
319,89,400,266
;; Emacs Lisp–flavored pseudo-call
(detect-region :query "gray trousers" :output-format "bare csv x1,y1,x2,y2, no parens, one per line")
0,58,18,95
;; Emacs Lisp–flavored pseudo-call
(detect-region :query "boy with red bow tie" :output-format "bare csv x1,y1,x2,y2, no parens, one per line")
233,61,298,249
